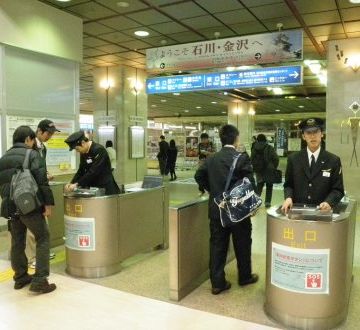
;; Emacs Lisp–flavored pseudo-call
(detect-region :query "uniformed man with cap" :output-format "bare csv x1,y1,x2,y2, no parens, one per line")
281,118,344,214
64,131,120,195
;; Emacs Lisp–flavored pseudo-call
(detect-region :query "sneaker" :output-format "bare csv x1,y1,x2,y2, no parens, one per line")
29,280,56,294
14,274,33,290
49,252,56,260
211,281,231,295
239,273,259,286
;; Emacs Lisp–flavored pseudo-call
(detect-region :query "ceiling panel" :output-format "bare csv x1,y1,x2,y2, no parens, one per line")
99,16,141,30
83,22,115,35
263,17,301,30
345,21,360,33
341,7,360,22
214,9,256,25
182,15,224,30
160,2,208,19
95,44,128,53
143,36,178,47
149,21,189,34
118,51,146,59
194,0,244,13
119,39,153,50
230,21,268,35
198,26,236,40
126,9,171,25
294,0,337,14
241,0,283,7
249,3,293,20
310,24,344,37
168,31,205,43
83,36,109,47
83,48,108,57
303,11,341,26
68,2,117,20
100,31,134,43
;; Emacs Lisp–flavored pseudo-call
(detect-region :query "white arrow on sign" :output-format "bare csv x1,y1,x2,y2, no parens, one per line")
289,71,299,79
147,83,154,89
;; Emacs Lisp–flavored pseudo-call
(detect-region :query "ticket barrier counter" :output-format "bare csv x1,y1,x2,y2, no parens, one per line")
64,185,168,278
48,181,66,247
265,201,357,329
169,187,235,301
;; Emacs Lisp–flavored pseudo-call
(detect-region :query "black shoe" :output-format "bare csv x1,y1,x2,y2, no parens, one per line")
265,203,271,208
29,280,56,294
14,274,33,290
211,281,231,295
239,273,259,286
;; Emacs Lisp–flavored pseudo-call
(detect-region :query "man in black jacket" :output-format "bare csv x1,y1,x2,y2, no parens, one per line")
157,135,169,176
64,131,120,195
0,126,56,293
195,125,258,295
281,118,344,214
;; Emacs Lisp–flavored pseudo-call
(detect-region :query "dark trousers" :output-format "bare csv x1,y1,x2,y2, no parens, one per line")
209,217,252,288
256,181,273,205
158,158,167,175
10,212,50,284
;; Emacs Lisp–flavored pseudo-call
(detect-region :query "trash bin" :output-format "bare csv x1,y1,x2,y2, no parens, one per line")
264,201,357,330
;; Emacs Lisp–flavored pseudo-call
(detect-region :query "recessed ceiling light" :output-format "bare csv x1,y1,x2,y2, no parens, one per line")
173,92,180,96
280,119,284,121
275,109,280,112
117,1,129,7
196,106,202,109
306,96,311,99
349,0,360,3
56,0,72,2
134,31,149,37
298,105,304,108
222,111,227,114
160,99,167,103
151,104,157,107
184,110,189,113
211,101,217,104
223,92,228,95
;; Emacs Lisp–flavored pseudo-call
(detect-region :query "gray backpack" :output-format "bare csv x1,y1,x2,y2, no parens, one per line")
10,149,40,215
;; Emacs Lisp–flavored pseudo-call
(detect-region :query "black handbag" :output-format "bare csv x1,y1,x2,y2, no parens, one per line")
214,154,262,228
264,168,282,184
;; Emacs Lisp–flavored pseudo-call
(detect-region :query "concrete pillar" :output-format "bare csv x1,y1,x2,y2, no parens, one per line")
327,38,360,200
93,66,147,184
227,100,255,151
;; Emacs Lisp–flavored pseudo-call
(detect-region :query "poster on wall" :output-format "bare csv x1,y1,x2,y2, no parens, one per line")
271,242,330,294
6,116,74,168
185,136,199,158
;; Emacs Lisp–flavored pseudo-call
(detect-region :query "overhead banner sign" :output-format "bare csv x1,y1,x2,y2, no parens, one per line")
146,30,303,72
146,65,302,94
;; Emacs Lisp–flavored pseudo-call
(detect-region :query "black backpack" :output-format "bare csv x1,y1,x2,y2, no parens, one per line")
10,149,41,215
251,148,266,172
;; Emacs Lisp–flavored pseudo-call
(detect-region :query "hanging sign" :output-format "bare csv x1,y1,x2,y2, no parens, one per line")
146,30,303,72
146,65,302,94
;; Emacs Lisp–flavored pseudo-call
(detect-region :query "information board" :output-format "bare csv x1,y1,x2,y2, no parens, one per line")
146,65,302,94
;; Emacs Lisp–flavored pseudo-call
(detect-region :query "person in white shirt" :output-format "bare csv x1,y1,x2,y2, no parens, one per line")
105,140,117,171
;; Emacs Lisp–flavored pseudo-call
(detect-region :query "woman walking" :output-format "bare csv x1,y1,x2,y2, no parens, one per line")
167,139,178,181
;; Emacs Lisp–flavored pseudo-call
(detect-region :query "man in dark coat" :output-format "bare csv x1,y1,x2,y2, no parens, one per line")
281,118,344,214
157,135,169,175
251,134,279,208
64,131,120,195
0,126,56,293
195,124,258,295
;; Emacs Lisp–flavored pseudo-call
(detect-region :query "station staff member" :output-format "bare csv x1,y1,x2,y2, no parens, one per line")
281,118,344,214
64,131,120,195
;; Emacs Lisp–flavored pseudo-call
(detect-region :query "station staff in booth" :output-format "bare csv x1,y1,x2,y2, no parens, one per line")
281,118,344,214
64,131,120,195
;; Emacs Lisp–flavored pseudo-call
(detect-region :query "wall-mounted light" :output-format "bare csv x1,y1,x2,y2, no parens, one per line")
248,109,256,116
346,55,360,72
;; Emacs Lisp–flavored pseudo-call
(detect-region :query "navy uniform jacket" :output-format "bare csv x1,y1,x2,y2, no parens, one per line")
284,148,344,207
71,142,120,195
195,147,255,218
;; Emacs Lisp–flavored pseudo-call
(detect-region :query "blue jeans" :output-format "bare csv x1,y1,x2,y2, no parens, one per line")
10,212,50,284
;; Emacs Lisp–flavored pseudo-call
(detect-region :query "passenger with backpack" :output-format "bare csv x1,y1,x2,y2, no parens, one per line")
0,126,56,293
251,134,279,208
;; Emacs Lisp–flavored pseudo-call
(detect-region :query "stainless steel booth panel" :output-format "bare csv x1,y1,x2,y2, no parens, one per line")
167,182,201,206
264,201,357,330
169,196,235,301
64,186,168,278
65,195,121,278
48,182,65,247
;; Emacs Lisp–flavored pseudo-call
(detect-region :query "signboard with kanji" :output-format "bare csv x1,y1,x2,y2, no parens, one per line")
64,215,96,251
146,65,302,94
271,242,329,294
146,30,303,72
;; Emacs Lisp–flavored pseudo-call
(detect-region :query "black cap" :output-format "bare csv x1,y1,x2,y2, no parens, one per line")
299,118,324,132
38,119,60,133
64,131,85,151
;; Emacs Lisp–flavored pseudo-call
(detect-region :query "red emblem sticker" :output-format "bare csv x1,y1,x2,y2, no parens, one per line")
78,235,90,247
306,273,322,289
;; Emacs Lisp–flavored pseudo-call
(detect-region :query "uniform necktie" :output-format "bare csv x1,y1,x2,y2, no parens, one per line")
310,154,315,174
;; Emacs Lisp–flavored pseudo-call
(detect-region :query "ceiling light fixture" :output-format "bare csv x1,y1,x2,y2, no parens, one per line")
298,105,304,108
160,99,167,102
184,110,189,113
349,0,360,3
173,92,180,96
196,106,202,109
275,109,280,112
56,0,72,2
223,92,228,95
273,87,283,95
222,111,227,114
117,1,129,7
211,101,217,104
134,31,149,37
346,54,360,72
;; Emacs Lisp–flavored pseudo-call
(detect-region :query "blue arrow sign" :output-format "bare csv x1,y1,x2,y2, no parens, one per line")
146,65,303,94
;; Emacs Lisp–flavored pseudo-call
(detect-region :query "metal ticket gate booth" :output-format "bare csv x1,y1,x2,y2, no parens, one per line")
264,201,357,329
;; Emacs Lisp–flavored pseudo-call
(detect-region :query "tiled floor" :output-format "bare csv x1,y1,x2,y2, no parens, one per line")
0,261,278,330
